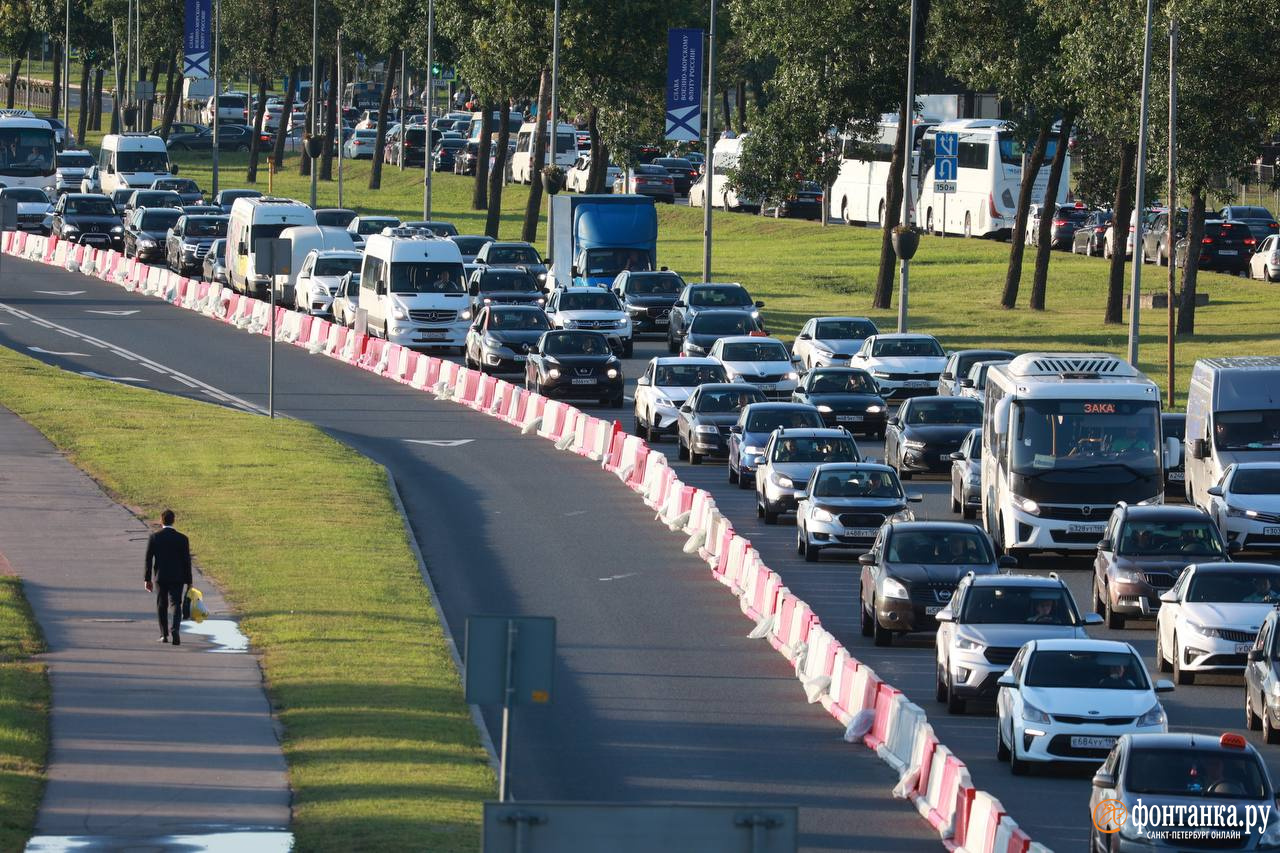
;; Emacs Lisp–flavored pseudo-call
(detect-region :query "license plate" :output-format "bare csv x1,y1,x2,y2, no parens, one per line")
1168,471,1184,481
1237,643,1254,654
418,331,449,339
570,377,597,385
1067,523,1106,535
837,415,864,422
655,317,669,325
513,355,526,361
1265,527,1280,536
846,528,879,538
1071,736,1116,750
906,380,929,387
756,384,775,391
1219,249,1238,256
925,605,942,616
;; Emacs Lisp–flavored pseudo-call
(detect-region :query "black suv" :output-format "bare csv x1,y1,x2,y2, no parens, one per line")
165,214,228,275
612,269,686,337
524,330,624,407
1176,220,1252,273
50,193,123,250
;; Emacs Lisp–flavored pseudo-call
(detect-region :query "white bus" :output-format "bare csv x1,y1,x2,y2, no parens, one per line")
0,114,58,193
827,116,936,226
981,353,1177,558
510,121,579,183
915,119,1071,238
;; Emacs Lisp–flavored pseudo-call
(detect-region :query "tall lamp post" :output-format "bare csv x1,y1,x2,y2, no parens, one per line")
546,0,561,259
211,0,220,196
701,0,717,283
1128,0,1156,367
897,0,919,333
423,0,433,220
63,0,70,136
309,0,319,208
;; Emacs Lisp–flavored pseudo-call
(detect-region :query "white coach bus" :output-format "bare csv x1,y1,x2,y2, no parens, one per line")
827,115,937,226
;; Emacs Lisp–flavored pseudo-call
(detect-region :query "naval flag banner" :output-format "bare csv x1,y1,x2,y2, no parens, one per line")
665,28,704,141
183,0,212,79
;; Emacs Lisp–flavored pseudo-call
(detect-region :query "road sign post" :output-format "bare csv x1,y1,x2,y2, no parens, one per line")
933,131,958,238
465,615,555,802
254,238,290,419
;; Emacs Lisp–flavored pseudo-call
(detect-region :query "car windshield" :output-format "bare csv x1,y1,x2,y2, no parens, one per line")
220,190,260,204
887,529,992,564
769,437,857,464
1011,399,1162,479
745,409,824,432
626,273,683,295
490,310,549,331
1024,650,1148,690
1231,468,1280,495
655,158,693,169
871,337,944,357
560,291,620,311
689,287,751,307
655,364,726,386
1118,520,1225,557
1215,410,1280,450
955,351,1012,378
1056,206,1089,222
66,197,115,215
140,210,180,230
315,210,356,227
357,218,398,235
137,192,180,207
543,332,610,356
906,399,983,425
817,320,877,340
112,189,133,203
184,217,226,237
0,127,56,175
960,586,1076,625
697,387,765,413
478,271,538,292
314,257,361,277
117,151,169,172
690,312,756,335
1227,206,1274,222
154,179,196,191
812,469,900,498
2,188,48,203
355,131,377,140
487,245,540,264
1187,571,1280,604
438,139,465,150
585,248,652,276
57,153,94,168
721,341,789,362
453,236,492,254
809,370,877,394
388,262,465,294
1125,749,1269,799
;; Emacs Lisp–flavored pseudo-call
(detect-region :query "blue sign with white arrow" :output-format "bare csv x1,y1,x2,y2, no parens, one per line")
934,131,958,193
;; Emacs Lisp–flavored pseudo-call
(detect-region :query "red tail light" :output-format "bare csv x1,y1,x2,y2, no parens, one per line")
816,195,824,203
988,194,999,218
1202,237,1214,244
1053,219,1068,226
1128,225,1135,233
1245,237,1257,246
1095,226,1106,233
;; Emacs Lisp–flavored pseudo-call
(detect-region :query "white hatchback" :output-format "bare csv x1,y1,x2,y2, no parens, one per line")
707,336,799,400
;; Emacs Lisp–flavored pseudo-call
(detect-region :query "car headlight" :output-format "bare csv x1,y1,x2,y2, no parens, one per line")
1256,817,1280,849
1184,619,1210,637
812,507,835,523
866,404,884,413
1136,702,1167,728
138,237,156,247
872,370,891,379
816,404,833,413
614,318,629,328
547,367,561,379
785,371,799,381
771,473,795,489
813,346,832,357
626,304,646,314
483,335,502,349
744,445,765,455
1113,566,1144,583
653,394,673,407
955,636,984,651
1012,495,1040,516
537,272,546,282
563,320,579,329
1021,699,1051,724
881,577,909,600
460,309,472,321
903,439,926,449
695,425,718,435
110,225,123,234
62,225,80,234
392,306,408,320
1226,505,1258,518
750,309,760,319
607,368,619,379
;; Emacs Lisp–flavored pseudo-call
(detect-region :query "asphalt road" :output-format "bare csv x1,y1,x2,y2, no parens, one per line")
0,258,938,852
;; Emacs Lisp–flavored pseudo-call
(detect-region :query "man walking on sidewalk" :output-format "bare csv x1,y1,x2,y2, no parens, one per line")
144,508,192,645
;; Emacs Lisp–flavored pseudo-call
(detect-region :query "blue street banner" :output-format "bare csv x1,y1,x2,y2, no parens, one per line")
183,0,212,79
665,28,703,141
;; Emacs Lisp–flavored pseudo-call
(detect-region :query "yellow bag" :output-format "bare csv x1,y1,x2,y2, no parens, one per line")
186,587,208,624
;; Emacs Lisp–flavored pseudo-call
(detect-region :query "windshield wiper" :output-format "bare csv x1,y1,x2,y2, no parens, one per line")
1018,461,1152,481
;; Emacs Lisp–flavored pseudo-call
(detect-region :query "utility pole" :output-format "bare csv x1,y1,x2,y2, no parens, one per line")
337,29,344,208
309,0,318,208
1166,16,1178,407
546,0,561,259
1128,0,1155,367
701,0,717,283
63,0,70,135
211,0,220,196
422,0,432,220
897,0,919,333
397,49,405,170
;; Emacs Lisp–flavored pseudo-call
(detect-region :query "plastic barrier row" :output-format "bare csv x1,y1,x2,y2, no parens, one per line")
3,232,1054,853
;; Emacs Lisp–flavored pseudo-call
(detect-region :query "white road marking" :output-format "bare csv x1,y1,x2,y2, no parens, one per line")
28,346,90,357
33,290,86,296
86,309,141,316
403,439,475,447
79,371,149,383
599,573,638,582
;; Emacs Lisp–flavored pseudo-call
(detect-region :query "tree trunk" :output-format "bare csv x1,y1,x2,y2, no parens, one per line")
320,54,338,181
368,50,398,190
1029,109,1076,311
272,69,297,171
246,74,269,182
872,101,908,310
521,67,550,244
721,88,730,134
736,80,746,133
1104,141,1138,324
472,102,493,210
485,100,512,238
50,42,62,119
76,61,91,143
1176,188,1206,336
5,47,26,109
143,61,161,130
159,52,181,139
1000,119,1051,309
111,54,123,133
90,67,104,130
586,105,609,193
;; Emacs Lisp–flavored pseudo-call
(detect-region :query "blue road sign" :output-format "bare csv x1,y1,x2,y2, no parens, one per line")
936,131,958,157
934,131,958,194
935,157,957,181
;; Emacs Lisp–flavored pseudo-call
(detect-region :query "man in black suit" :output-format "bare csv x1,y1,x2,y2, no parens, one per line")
144,508,193,645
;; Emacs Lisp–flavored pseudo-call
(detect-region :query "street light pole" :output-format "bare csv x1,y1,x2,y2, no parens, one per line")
1128,0,1155,367
211,0,220,196
701,0,717,283
1166,17,1178,406
423,0,433,219
63,0,69,135
898,0,919,334
546,0,560,259
337,29,344,208
309,0,318,208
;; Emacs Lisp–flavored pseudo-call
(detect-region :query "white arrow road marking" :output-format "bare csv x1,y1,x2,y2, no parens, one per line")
403,439,475,447
86,309,140,316
80,371,149,383
28,346,90,357
33,290,86,296
598,573,638,582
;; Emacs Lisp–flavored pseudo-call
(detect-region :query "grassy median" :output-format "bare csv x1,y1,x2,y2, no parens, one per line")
0,576,47,853
0,347,493,852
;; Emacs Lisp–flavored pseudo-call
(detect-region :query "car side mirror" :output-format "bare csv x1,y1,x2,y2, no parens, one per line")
1159,589,1179,603
949,451,964,461
1096,538,1112,552
754,300,765,308
1092,771,1117,789
940,371,953,381
729,425,742,433
795,490,808,501
376,283,387,296
996,674,1017,689
887,417,899,426
997,554,1019,569
959,378,974,388
680,403,692,413
1191,438,1208,460
858,553,876,566
637,375,650,386
1155,679,1175,693
1229,541,1243,554
1207,486,1224,497
570,264,579,276
673,301,685,308
1249,649,1265,662
1084,612,1104,626
934,609,953,622
907,493,923,503
797,332,811,340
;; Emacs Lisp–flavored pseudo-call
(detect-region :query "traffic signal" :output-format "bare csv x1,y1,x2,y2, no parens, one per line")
431,62,442,78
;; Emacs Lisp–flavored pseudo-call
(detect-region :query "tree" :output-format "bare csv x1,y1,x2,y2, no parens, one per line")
1028,108,1075,310
368,50,398,190
0,0,50,108
485,101,511,238
520,66,550,244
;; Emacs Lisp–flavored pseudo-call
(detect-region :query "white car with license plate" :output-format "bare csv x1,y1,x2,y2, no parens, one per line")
632,357,727,443
1206,463,1280,553
996,638,1172,774
792,316,879,371
544,287,633,357
850,333,949,399
295,249,362,316
1155,562,1280,684
708,336,800,400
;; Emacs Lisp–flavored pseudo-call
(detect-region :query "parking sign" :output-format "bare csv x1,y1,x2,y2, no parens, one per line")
934,131,958,194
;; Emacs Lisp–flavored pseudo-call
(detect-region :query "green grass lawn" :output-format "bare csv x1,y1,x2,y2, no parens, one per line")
0,576,47,853
0,347,493,852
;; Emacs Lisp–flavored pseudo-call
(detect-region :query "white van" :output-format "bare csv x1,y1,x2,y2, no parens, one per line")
359,228,472,349
1184,356,1280,508
92,133,174,195
202,91,250,125
511,121,579,183
226,197,317,300
274,225,358,308
689,133,755,211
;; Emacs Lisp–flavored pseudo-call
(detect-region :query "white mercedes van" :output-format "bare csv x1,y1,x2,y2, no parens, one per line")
93,133,174,195
359,227,472,349
1185,356,1280,508
226,197,317,300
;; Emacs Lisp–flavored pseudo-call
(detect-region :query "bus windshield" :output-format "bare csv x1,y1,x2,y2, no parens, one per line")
998,133,1060,167
0,127,56,176
1010,400,1161,499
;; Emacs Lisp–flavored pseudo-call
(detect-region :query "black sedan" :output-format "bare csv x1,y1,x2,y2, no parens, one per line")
791,367,888,437
884,395,984,479
432,138,468,172
652,157,698,196
214,188,263,215
1071,210,1112,256
161,122,213,151
1218,204,1278,245
1175,220,1252,273
525,330,625,406
211,124,259,152
763,181,824,220
679,309,765,357
49,193,124,250
464,304,551,374
1030,203,1088,250
165,214,228,275
613,269,685,337
467,268,546,313
123,207,181,262
676,383,767,464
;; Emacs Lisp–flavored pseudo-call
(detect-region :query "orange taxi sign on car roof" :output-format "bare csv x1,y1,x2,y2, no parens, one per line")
1220,733,1247,749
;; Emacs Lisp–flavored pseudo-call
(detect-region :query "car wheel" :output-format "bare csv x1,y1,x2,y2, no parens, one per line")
1009,730,1029,776
951,490,961,514
677,439,688,461
946,675,966,715
689,447,702,465
963,212,972,238
803,532,819,562
996,720,1011,761
796,528,806,557
1268,265,1277,283
1093,576,1106,615
760,497,778,525
1247,688,1263,731
1104,588,1126,630
860,595,874,637
962,501,976,520
645,415,660,444
1173,634,1194,685
1156,630,1172,673
872,599,893,647
738,468,753,490
935,663,948,703
632,411,646,437
667,330,679,354
1266,707,1280,745
728,462,739,484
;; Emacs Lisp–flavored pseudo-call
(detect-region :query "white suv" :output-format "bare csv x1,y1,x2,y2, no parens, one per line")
850,333,948,400
545,287,633,357
755,428,860,524
632,357,727,443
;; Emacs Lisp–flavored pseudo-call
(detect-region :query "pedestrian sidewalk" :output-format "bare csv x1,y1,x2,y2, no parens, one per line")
0,406,291,847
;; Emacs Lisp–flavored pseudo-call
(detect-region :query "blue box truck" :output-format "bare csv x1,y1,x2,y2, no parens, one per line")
550,194,658,289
